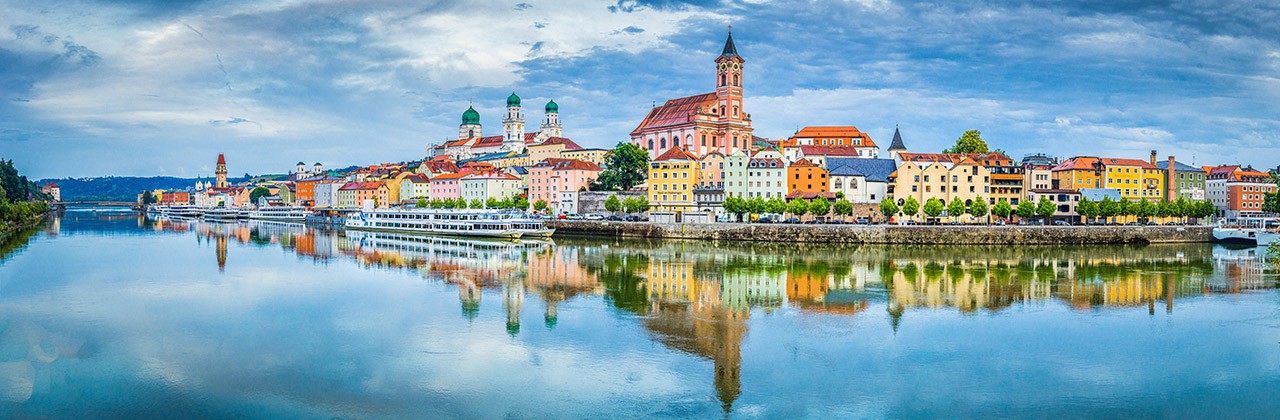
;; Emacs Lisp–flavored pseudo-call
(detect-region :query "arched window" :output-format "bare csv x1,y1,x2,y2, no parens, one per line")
648,139,654,150
711,136,717,147
734,75,739,86
733,106,739,117
686,134,693,148
720,106,725,116
733,135,738,148
701,135,707,147
673,136,680,147
834,179,843,189
721,74,726,86
660,138,666,149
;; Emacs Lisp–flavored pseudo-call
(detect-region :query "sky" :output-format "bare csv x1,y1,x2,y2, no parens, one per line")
2,0,1279,179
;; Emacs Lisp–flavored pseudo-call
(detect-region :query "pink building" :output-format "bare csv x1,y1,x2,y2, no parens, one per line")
631,31,753,159
698,151,725,188
528,158,604,214
429,172,466,200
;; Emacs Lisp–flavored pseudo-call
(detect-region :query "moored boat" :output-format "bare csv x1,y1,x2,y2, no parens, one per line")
204,208,244,221
248,206,310,222
345,208,528,239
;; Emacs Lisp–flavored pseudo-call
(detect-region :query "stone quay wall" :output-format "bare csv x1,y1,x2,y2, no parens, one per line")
545,220,1215,245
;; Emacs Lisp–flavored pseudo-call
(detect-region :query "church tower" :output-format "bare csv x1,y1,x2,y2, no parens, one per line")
539,99,562,139
459,105,482,139
715,29,745,124
215,154,228,188
502,92,525,150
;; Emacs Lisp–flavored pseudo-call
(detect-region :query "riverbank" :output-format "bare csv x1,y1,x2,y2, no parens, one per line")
0,212,47,242
546,220,1214,245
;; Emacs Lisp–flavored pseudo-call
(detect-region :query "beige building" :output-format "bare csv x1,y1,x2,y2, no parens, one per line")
561,148,610,165
648,147,702,214
889,156,991,211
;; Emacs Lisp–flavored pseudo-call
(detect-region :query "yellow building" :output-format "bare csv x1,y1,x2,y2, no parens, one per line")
528,137,584,165
1051,156,1164,201
648,147,701,214
561,148,610,165
888,154,991,215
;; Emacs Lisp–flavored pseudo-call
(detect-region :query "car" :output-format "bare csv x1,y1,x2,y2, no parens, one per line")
606,215,623,221
994,219,1007,226
1163,221,1178,225
828,219,845,224
557,214,567,219
624,215,641,222
1054,220,1070,226
584,214,604,220
756,216,775,223
783,217,801,224
855,218,870,225
947,221,962,225
1124,222,1141,226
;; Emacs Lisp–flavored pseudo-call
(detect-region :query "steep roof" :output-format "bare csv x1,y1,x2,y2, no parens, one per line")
537,158,603,171
339,181,385,191
887,127,906,151
1155,160,1201,172
401,174,431,183
631,92,717,134
430,173,468,181
532,136,583,150
720,31,738,58
790,126,878,148
798,145,867,157
653,147,699,162
217,154,226,165
825,158,897,182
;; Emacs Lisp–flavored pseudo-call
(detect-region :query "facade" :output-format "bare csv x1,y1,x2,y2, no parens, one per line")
825,158,896,203
428,173,466,200
527,137,584,164
432,95,567,160
975,152,1025,206
632,31,753,159
1027,189,1081,222
399,174,431,202
888,157,991,209
1051,156,1164,201
781,126,879,158
297,175,344,207
1206,165,1276,219
787,146,872,168
1155,157,1206,200
314,181,343,209
528,158,604,214
41,182,60,201
724,149,786,200
1023,164,1053,194
337,181,390,208
459,172,522,204
215,153,228,188
786,158,830,199
698,152,725,189
694,187,726,219
560,148,609,165
648,147,702,214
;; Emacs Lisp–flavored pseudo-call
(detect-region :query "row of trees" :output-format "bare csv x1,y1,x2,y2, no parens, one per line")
0,201,48,225
877,195,1220,224
602,195,651,214
417,195,529,210
1075,196,1215,223
722,196,857,221
878,196,1011,222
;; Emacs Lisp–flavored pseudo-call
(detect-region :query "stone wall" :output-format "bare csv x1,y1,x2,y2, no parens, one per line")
545,220,1215,245
571,190,646,215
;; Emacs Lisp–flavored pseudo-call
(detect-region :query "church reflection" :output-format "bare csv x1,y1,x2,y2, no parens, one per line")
147,216,1279,413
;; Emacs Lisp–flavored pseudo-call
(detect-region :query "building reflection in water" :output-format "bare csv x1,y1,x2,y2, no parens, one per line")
141,215,1280,413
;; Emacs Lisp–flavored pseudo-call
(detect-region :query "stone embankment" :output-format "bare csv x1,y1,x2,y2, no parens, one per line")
546,220,1214,245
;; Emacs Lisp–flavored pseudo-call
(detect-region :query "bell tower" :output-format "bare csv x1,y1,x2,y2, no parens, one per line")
715,28,744,123
215,153,228,188
502,92,525,150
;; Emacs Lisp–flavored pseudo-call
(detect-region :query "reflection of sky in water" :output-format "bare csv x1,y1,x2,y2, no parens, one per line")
0,213,1279,417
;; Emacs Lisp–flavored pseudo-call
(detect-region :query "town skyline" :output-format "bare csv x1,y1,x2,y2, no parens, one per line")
4,0,1280,179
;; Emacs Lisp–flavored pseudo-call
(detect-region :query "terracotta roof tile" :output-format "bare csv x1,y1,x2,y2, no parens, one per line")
631,93,718,134
653,147,700,162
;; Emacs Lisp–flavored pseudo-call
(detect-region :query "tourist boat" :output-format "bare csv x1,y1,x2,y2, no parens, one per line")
497,211,556,238
146,205,167,214
248,206,310,222
168,205,204,219
1214,219,1280,246
345,209,526,239
204,208,244,221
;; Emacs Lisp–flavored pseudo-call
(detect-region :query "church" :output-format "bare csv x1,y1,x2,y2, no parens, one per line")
631,30,755,159
431,93,568,161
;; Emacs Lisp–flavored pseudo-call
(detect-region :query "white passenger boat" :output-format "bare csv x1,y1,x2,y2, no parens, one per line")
1214,219,1280,246
345,209,528,239
204,207,244,221
169,205,204,219
248,206,310,222
497,211,556,238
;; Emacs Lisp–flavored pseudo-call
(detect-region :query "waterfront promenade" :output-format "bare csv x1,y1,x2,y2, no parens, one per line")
547,220,1214,245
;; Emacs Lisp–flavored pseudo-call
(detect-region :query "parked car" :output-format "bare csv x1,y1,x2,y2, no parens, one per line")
947,221,962,225
1124,222,1141,226
1054,220,1070,226
994,219,1006,226
557,214,567,219
623,215,641,222
828,219,845,224
606,215,624,221
584,214,604,220
756,216,775,223
783,218,801,224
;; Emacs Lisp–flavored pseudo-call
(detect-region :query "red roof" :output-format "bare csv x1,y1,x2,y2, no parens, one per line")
217,154,226,165
339,181,385,191
653,147,699,162
431,173,468,181
631,93,717,135
798,146,866,157
533,137,583,150
421,160,460,174
788,126,878,148
537,158,603,171
43,182,59,188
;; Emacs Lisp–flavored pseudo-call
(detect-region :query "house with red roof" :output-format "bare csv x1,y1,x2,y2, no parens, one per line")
1205,165,1276,219
648,147,702,214
528,158,604,214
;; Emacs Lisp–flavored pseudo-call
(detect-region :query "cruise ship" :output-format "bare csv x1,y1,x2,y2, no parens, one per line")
204,207,245,221
168,205,204,219
248,206,310,222
345,209,542,239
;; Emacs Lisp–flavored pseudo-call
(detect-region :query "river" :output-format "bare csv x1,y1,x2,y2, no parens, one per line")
1,206,1278,418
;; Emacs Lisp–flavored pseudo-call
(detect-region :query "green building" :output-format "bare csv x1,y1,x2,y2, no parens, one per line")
1156,159,1206,201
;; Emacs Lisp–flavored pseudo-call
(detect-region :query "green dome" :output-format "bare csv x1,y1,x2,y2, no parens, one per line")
461,106,480,125
506,91,521,107
545,99,558,113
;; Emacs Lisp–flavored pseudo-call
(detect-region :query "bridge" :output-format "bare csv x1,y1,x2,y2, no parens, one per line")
56,201,143,208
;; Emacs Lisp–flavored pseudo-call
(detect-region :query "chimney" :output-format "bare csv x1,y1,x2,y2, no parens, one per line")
1166,155,1176,202
1150,150,1157,166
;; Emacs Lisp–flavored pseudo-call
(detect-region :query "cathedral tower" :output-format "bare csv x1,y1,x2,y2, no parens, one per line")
459,105,482,139
502,92,525,150
715,29,745,124
539,99,562,139
215,154,228,188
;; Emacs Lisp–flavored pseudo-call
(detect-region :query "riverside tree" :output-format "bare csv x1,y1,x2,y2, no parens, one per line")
604,195,622,213
968,199,988,223
249,186,271,204
923,198,944,220
786,199,809,219
833,199,854,218
809,198,831,219
533,199,549,212
1015,199,1035,221
1076,198,1097,224
902,197,920,220
1035,196,1056,222
765,197,786,215
992,198,1012,221
591,143,649,191
946,199,966,222
879,198,899,221
1098,196,1119,223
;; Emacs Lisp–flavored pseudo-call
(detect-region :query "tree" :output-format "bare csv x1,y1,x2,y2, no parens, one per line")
1076,198,1097,224
1117,199,1133,221
514,196,530,211
1098,196,1119,223
416,198,428,208
992,198,1012,220
946,199,966,222
1264,191,1280,214
923,198,944,219
786,199,809,218
809,198,831,219
1035,196,1056,222
968,199,988,223
902,196,920,220
764,197,786,215
834,199,854,218
468,198,482,209
249,186,271,204
485,197,500,208
879,198,899,220
1156,199,1172,219
140,189,158,205
534,199,549,212
748,196,767,216
634,196,650,213
724,196,746,221
1135,198,1157,222
592,142,649,191
1194,200,1216,223
942,129,989,154
605,195,623,213
1015,199,1035,220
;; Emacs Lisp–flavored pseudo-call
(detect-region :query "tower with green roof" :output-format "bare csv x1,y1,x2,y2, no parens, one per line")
459,105,482,139
539,99,562,139
502,92,525,150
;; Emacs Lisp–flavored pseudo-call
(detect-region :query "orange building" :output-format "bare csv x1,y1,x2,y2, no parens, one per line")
781,126,880,159
786,158,830,199
1206,165,1276,219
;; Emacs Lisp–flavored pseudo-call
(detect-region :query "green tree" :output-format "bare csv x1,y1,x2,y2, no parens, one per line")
946,199,966,222
902,196,920,219
764,197,786,215
968,199,988,223
1015,199,1035,220
470,198,484,209
748,196,768,216
1156,199,1172,219
786,199,808,218
809,198,831,219
1035,196,1056,222
140,189,158,205
416,198,428,208
879,198,899,220
833,199,854,218
592,142,649,191
1135,198,1157,222
923,198,944,219
249,186,271,204
514,196,530,211
485,197,500,208
534,199,549,212
992,198,1012,220
1264,191,1280,214
1117,199,1133,221
942,129,989,154
634,196,650,213
723,196,744,221
1098,196,1119,223
1076,197,1097,224
605,195,623,213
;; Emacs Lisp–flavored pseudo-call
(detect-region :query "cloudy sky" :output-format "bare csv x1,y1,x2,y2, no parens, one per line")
2,0,1279,179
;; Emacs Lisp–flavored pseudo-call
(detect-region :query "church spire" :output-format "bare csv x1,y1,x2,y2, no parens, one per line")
888,125,906,152
720,26,738,58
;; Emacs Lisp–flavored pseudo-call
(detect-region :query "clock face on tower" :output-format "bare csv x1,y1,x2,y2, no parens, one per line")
719,62,728,71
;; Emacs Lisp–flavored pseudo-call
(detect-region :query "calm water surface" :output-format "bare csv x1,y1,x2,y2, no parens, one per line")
2,207,1279,418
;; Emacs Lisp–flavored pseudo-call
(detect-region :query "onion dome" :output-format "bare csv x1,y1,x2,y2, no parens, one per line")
506,91,521,107
461,106,480,125
545,99,558,113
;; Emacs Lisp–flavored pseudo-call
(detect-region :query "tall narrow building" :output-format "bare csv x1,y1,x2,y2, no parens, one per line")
502,92,525,151
215,153,228,188
539,99,562,139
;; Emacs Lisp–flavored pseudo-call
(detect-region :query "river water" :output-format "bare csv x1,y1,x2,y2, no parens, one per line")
1,207,1279,418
